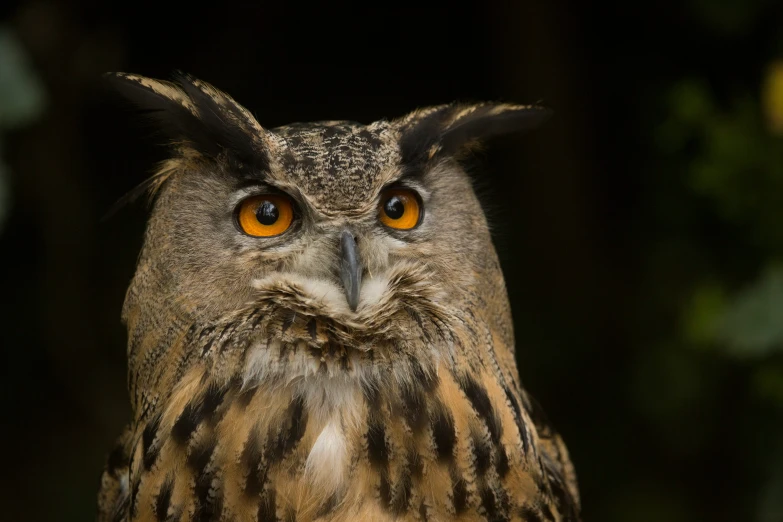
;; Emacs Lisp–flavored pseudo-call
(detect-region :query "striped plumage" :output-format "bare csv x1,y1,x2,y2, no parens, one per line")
98,73,580,522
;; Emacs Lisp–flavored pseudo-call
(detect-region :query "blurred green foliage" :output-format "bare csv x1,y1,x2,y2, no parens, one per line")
649,4,783,517
666,75,783,354
0,25,45,230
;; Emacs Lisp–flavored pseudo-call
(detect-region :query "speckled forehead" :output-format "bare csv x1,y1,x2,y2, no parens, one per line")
271,120,401,213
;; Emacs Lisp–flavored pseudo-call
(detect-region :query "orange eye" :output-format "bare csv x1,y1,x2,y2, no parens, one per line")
378,188,422,230
236,194,294,237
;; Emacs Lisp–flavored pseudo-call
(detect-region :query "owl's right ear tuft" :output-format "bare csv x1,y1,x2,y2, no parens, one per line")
103,72,269,172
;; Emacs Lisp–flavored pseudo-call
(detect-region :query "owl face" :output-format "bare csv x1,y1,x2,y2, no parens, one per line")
111,72,549,359
148,123,489,327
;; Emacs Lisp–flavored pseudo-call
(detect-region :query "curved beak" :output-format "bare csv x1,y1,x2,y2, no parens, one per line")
339,230,362,311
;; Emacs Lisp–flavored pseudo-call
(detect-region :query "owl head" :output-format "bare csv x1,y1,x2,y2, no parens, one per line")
108,72,549,401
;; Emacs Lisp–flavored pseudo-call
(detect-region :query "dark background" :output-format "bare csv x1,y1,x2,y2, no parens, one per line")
2,1,783,521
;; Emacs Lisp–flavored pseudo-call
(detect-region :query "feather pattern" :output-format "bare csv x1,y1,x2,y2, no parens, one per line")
98,73,579,522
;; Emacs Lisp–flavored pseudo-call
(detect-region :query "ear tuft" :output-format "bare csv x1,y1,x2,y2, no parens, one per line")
396,102,551,166
440,103,552,153
104,71,269,171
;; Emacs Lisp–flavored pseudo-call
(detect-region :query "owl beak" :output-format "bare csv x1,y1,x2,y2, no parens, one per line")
339,230,362,312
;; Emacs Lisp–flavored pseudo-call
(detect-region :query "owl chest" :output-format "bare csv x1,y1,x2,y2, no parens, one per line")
128,343,553,521
130,364,374,521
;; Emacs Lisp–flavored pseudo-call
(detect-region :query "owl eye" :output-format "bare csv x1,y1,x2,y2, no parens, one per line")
378,188,422,230
236,194,294,237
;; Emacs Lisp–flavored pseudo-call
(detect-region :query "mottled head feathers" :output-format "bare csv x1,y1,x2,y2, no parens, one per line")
105,71,550,174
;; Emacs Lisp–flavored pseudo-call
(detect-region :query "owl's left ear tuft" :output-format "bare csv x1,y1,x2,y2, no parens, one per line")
398,102,551,165
440,103,552,153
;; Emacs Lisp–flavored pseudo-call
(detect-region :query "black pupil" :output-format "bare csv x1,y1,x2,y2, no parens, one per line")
255,201,279,225
384,196,405,220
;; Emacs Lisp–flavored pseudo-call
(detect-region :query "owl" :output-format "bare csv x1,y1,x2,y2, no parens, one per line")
97,72,580,522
